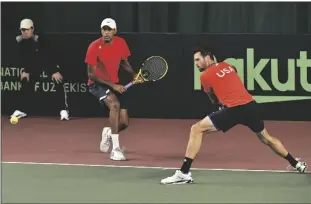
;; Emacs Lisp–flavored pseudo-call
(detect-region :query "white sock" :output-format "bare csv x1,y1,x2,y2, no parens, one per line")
111,134,120,150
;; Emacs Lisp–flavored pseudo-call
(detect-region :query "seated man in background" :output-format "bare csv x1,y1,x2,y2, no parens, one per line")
10,18,69,120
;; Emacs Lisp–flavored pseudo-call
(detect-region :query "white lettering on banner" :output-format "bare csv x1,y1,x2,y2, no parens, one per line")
40,71,48,78
34,82,88,93
1,67,49,78
34,82,56,92
1,67,24,77
63,82,88,93
1,81,88,93
2,67,88,93
0,81,22,91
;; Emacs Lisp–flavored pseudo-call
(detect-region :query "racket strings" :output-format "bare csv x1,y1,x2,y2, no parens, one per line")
142,57,167,81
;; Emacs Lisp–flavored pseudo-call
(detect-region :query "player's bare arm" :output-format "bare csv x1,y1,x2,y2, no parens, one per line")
87,65,126,93
206,88,220,105
120,59,143,83
120,59,135,75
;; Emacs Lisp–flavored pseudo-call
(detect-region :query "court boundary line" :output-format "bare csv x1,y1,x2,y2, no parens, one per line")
2,161,308,174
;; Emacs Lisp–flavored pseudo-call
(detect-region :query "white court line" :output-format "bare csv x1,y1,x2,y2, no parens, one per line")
2,161,308,174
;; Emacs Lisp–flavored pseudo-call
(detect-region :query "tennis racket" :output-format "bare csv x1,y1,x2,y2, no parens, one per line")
125,56,168,89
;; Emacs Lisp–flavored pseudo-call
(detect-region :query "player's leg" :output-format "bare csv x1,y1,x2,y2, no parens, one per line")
89,83,117,152
242,101,307,173
99,108,128,154
102,92,127,160
255,129,307,172
119,109,129,132
118,92,129,132
103,93,121,135
89,83,126,160
106,109,129,132
161,108,236,184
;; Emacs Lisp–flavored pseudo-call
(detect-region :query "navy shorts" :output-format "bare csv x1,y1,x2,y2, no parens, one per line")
208,101,264,133
88,83,129,109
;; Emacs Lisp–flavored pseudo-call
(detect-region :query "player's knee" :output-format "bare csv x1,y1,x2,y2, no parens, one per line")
256,129,271,145
190,123,202,135
110,101,120,111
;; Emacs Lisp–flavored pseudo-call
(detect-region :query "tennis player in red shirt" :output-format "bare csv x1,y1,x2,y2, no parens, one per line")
161,46,307,184
85,18,142,161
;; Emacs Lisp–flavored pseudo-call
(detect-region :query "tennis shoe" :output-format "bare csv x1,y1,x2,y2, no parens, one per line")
161,170,194,185
60,110,69,120
10,110,27,119
110,147,127,161
295,160,307,173
287,158,307,173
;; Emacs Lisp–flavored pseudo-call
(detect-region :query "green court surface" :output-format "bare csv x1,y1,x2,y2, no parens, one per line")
2,163,311,203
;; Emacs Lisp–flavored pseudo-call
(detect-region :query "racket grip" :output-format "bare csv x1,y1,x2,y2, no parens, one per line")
125,82,133,89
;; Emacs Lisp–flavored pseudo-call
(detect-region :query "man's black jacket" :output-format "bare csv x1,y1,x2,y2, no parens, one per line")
16,34,61,78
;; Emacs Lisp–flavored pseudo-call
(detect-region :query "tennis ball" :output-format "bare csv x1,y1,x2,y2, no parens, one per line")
10,116,19,124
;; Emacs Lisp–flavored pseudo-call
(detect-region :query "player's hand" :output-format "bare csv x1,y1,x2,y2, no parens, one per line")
132,73,144,84
112,84,127,94
52,72,63,84
20,72,30,82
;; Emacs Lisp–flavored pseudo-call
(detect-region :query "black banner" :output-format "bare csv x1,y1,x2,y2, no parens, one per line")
2,33,311,120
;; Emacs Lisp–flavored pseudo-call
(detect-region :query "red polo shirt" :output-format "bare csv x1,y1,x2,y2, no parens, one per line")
200,62,254,107
85,36,131,85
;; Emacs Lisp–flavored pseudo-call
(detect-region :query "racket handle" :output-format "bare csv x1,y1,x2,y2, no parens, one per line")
125,82,133,89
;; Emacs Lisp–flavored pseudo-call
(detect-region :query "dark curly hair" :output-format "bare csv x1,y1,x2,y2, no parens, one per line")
192,46,215,59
